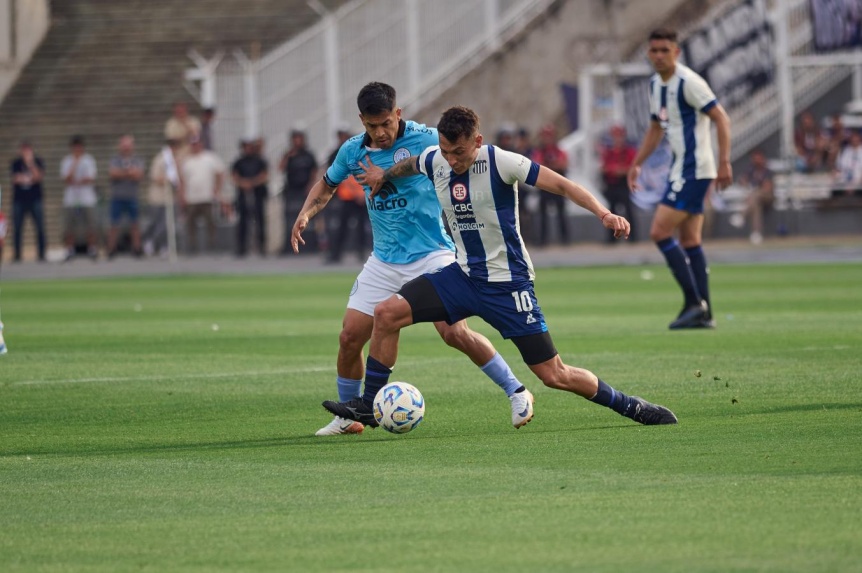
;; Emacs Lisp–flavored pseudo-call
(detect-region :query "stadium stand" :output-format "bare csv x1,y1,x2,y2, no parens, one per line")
0,0,348,260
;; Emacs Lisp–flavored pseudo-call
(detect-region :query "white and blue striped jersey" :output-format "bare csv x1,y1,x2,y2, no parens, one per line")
324,120,455,264
416,144,540,283
649,63,718,183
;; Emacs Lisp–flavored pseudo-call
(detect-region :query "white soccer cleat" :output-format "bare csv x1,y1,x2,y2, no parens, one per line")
510,389,534,428
0,321,7,355
315,416,364,436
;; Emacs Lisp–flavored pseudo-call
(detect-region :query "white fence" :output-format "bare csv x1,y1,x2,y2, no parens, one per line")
199,0,554,192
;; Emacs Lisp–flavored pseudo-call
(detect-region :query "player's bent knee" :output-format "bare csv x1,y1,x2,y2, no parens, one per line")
338,327,366,352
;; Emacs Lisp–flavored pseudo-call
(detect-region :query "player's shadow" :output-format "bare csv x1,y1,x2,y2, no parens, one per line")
1,423,640,457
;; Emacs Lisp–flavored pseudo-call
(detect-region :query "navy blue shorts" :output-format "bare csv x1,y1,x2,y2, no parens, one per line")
660,178,712,214
423,263,549,339
110,199,139,223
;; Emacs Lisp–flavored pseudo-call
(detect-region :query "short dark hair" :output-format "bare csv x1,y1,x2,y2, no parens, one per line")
438,106,480,143
70,135,85,146
357,82,397,116
649,28,678,43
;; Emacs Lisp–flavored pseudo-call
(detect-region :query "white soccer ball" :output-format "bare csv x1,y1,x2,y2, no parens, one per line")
373,382,425,434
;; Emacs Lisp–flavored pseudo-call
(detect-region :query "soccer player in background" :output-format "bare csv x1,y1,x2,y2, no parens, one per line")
291,83,533,435
324,105,678,427
627,28,732,329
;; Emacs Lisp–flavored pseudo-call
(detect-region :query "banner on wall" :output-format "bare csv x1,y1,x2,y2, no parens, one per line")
810,0,862,52
681,0,774,110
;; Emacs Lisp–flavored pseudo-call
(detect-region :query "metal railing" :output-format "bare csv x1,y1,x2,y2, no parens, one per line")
202,0,556,193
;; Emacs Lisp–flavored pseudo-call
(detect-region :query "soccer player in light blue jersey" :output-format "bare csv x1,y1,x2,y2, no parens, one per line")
291,83,533,435
323,105,678,427
627,28,732,330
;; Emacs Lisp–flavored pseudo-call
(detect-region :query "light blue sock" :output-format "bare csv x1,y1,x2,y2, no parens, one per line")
336,376,362,402
480,353,524,397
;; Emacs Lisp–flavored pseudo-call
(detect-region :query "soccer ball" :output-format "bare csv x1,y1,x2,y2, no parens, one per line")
373,382,425,434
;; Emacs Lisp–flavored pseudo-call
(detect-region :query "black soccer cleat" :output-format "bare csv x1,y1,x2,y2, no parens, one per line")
669,301,709,330
322,398,379,427
628,396,678,425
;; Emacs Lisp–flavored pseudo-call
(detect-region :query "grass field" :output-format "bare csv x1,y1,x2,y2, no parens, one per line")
1,262,860,572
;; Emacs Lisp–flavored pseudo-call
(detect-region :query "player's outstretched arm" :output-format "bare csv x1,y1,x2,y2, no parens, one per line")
291,178,336,253
357,155,419,197
535,166,630,239
628,121,665,192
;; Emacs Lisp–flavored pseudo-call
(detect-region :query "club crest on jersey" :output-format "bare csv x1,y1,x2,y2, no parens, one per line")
451,183,468,202
472,160,487,174
393,147,411,163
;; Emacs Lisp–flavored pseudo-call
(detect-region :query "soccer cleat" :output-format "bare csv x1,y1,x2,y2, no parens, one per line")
669,301,709,330
315,416,364,436
510,388,534,428
628,396,678,425
0,321,6,355
322,397,379,427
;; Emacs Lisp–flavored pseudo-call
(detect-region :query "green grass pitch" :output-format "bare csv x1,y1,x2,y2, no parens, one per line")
1,262,860,572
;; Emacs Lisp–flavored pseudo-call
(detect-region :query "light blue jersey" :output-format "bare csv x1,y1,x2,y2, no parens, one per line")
324,120,455,264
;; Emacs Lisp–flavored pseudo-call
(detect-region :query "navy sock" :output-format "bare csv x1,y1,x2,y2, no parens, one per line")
361,356,392,406
656,237,702,308
590,379,636,417
685,245,711,315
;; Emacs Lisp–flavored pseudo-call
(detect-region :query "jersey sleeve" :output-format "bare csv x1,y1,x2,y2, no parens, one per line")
494,147,540,186
684,72,718,113
416,146,439,182
324,142,352,188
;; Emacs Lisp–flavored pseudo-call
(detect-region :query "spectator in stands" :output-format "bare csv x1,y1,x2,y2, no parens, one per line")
531,123,569,245
9,140,46,262
232,138,270,257
200,108,216,151
165,102,201,159
794,110,828,172
325,127,368,264
495,123,517,151
738,149,774,245
515,127,534,158
179,136,226,254
106,135,145,258
833,129,862,195
825,112,849,170
600,125,638,243
60,135,99,261
143,139,181,257
278,129,318,254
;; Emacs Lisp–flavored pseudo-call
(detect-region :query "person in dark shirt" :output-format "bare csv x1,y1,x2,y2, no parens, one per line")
10,140,47,261
325,127,369,263
279,129,317,254
600,125,638,243
232,138,270,257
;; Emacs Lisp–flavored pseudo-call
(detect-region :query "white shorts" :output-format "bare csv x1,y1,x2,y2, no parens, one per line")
347,249,456,316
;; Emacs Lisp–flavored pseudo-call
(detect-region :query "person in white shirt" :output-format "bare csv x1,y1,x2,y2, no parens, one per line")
833,129,862,193
60,135,99,260
627,28,732,330
179,137,226,254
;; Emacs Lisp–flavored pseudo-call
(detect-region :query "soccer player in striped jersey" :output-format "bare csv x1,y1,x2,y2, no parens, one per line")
323,105,678,427
291,83,533,435
627,27,732,329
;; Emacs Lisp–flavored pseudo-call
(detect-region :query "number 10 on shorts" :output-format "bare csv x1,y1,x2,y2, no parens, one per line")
511,290,534,313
